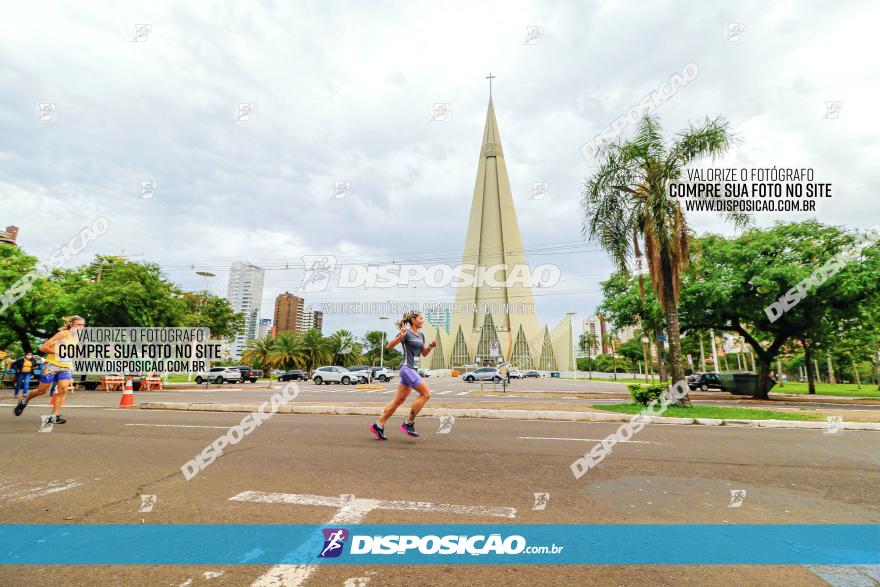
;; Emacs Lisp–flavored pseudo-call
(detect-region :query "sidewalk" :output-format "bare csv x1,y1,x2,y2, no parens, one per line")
139,401,880,431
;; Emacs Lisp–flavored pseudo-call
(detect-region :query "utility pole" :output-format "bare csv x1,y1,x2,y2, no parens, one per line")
379,316,389,368
777,358,784,387
826,353,836,385
709,329,719,372
699,334,706,373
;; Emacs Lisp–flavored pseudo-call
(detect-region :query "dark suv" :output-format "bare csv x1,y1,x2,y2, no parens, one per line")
688,372,726,391
279,370,308,381
237,366,260,383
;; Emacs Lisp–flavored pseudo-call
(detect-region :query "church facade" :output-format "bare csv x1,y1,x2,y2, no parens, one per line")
419,98,574,371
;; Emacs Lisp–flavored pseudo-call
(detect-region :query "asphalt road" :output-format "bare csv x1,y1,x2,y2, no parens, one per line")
0,388,878,586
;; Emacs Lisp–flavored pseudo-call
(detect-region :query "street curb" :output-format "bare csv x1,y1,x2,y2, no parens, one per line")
137,402,880,431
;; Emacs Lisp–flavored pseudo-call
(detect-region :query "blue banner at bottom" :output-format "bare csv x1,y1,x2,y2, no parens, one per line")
1,525,877,565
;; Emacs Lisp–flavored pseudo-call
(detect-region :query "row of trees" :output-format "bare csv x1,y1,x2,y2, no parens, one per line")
594,222,880,397
1,246,409,373
582,114,880,399
0,249,244,354
241,329,403,375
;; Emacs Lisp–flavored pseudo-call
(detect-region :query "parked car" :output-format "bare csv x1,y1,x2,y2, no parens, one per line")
236,366,260,383
345,366,371,384
522,370,541,378
279,370,308,381
688,372,726,391
195,366,241,384
370,367,395,382
311,366,359,385
461,367,502,383
508,369,523,379
417,369,431,378
348,365,373,381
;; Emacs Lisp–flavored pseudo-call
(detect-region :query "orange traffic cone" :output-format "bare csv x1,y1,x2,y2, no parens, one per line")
119,377,136,408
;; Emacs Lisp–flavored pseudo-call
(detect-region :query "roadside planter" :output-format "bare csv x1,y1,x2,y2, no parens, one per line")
720,373,776,396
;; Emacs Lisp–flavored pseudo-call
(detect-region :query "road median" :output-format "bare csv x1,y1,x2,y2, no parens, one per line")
138,402,880,431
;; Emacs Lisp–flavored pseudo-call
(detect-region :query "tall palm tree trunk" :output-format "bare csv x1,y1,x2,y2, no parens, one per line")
660,256,689,405
633,231,667,381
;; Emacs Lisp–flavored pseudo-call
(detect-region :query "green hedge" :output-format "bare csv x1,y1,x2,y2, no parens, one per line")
626,382,669,406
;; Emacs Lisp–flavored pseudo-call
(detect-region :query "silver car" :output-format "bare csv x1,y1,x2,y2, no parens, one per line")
461,367,502,383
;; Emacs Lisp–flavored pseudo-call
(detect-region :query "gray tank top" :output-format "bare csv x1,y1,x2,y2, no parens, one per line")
400,329,425,369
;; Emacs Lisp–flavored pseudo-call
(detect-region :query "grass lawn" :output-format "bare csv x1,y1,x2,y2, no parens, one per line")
592,403,825,421
573,377,656,384
772,382,880,397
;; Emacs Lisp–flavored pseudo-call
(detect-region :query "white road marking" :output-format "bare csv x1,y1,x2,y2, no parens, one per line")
232,491,516,587
455,391,470,396
0,479,84,502
806,565,880,586
517,436,662,445
125,423,232,429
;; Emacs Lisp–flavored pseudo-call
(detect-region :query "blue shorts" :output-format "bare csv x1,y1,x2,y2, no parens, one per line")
39,363,73,384
399,366,422,388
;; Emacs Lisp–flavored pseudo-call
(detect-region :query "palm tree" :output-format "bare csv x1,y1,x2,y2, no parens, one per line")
582,114,746,391
327,329,361,366
579,332,597,379
269,331,306,371
299,329,332,373
241,335,279,388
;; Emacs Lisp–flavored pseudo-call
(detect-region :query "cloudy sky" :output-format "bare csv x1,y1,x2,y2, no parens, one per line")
3,0,878,338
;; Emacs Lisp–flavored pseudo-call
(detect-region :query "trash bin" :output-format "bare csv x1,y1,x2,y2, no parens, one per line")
719,372,776,396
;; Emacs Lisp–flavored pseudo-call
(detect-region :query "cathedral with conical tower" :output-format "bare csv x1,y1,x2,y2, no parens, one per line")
419,95,574,371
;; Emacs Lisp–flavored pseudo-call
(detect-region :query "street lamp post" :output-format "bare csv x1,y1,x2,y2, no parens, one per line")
379,316,389,368
191,271,215,382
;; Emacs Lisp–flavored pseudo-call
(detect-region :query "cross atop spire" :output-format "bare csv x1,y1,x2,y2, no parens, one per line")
485,72,496,98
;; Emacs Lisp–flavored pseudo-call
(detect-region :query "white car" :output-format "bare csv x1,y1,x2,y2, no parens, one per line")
461,367,502,383
311,366,360,385
195,366,242,384
371,366,395,382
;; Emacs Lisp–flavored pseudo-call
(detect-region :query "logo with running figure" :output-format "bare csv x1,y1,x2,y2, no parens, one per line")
299,255,337,293
319,528,349,558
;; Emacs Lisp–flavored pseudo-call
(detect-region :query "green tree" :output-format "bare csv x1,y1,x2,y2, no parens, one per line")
181,293,245,339
582,114,744,391
269,332,307,371
242,335,282,387
679,221,880,398
299,329,332,373
327,330,362,366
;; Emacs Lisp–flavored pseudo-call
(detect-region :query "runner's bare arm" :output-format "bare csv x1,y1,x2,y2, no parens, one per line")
386,326,407,350
39,331,65,354
421,340,437,356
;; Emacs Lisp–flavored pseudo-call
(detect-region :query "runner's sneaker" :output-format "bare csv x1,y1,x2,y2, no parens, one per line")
52,415,66,424
13,400,26,417
370,422,387,440
401,421,419,437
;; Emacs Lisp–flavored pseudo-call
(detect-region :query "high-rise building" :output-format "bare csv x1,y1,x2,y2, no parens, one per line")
274,292,304,334
616,324,638,343
425,307,451,334
226,262,265,358
418,96,574,370
0,226,19,246
299,305,323,334
582,315,607,355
